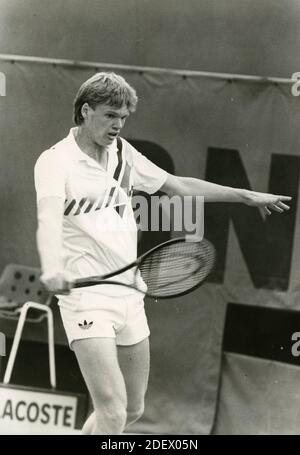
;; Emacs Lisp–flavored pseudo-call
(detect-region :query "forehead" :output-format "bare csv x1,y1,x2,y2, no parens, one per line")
95,103,130,116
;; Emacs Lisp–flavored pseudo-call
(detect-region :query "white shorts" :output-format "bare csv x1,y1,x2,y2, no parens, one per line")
58,291,150,349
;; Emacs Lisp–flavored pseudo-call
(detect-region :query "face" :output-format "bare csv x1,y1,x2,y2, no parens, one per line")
81,103,130,146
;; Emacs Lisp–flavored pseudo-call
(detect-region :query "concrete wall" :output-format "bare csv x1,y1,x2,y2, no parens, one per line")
0,0,300,77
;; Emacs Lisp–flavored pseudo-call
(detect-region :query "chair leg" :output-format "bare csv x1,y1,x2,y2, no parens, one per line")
3,303,29,384
3,302,56,389
47,307,56,389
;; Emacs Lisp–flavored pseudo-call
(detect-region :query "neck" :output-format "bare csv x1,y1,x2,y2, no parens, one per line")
74,126,106,160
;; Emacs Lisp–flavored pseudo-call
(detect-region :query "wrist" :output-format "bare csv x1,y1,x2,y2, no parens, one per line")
237,188,250,204
41,269,65,281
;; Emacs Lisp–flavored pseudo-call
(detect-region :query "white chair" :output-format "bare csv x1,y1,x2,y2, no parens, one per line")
0,264,56,388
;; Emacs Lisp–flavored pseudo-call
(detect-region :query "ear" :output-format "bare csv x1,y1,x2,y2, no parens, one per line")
81,102,90,120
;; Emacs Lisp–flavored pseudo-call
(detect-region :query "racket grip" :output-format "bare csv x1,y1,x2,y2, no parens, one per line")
72,279,103,289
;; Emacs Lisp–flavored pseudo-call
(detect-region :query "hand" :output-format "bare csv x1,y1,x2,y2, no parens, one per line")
40,270,73,294
244,190,292,215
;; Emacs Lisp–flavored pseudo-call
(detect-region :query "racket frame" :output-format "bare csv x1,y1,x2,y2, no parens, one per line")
73,237,215,299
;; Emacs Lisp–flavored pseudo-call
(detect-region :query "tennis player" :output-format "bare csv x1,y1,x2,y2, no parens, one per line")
34,72,291,435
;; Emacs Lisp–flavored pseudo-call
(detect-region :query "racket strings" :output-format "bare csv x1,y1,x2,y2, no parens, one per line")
139,240,215,297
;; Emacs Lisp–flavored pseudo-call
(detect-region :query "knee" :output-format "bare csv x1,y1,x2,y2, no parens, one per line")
126,403,145,427
93,393,127,434
106,405,127,431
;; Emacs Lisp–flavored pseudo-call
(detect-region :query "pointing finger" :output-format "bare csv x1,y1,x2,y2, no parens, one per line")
264,206,272,215
277,201,290,210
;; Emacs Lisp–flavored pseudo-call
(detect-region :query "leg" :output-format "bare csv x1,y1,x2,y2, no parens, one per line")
72,337,127,435
118,337,150,428
80,395,95,435
81,411,95,435
83,337,150,433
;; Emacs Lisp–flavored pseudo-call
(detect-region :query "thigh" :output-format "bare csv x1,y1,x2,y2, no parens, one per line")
117,337,150,410
73,338,127,409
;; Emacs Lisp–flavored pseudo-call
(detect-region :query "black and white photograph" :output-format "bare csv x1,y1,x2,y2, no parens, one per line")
0,0,300,440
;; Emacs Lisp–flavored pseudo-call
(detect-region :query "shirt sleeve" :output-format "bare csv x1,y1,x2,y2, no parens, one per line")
127,142,167,194
34,149,66,202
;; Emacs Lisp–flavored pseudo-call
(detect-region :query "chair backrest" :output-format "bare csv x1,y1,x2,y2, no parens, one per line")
0,264,49,306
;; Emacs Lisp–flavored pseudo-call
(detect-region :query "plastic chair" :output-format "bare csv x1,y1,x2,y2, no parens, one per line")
0,264,56,388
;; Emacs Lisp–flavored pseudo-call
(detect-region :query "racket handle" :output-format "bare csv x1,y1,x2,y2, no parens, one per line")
72,279,104,289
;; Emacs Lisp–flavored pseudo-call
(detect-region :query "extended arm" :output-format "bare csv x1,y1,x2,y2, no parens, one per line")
161,174,291,215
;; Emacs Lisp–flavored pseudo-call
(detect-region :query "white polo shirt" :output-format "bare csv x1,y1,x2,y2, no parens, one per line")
34,128,167,299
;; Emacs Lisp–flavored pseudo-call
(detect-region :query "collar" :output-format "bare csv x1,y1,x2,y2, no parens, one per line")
65,127,118,165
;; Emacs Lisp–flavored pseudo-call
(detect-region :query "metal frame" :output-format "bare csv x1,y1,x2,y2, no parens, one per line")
0,53,294,84
2,298,56,389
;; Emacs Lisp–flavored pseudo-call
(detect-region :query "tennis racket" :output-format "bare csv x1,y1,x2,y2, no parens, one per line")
73,236,216,299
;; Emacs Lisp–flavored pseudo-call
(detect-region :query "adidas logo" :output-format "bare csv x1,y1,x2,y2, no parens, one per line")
78,320,93,330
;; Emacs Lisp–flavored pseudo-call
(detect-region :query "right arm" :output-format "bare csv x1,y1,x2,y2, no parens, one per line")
34,150,70,293
36,196,70,293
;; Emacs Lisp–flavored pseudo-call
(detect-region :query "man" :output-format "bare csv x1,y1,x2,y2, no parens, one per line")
34,72,291,435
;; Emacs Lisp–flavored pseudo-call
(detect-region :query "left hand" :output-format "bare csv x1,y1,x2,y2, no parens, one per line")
244,191,292,215
40,270,73,294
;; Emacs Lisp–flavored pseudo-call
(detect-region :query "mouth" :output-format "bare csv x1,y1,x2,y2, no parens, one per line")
107,132,119,140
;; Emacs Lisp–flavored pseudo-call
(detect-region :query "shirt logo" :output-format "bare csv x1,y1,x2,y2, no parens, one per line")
64,193,129,218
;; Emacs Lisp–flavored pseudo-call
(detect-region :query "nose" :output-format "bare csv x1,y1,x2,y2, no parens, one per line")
113,117,124,130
